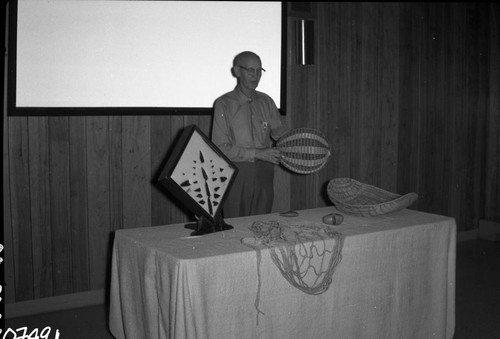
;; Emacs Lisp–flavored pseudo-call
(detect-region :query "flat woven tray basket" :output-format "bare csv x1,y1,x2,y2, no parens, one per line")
327,178,418,217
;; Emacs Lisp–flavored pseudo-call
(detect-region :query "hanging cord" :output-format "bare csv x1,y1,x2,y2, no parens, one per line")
240,241,266,326
241,220,345,324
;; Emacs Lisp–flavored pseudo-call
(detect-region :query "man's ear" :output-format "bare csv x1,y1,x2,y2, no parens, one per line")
231,66,240,78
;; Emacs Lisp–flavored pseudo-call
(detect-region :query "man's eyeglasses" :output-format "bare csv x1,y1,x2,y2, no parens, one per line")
238,65,266,76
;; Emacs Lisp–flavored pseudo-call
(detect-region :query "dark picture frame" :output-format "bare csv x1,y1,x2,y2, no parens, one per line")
158,125,238,233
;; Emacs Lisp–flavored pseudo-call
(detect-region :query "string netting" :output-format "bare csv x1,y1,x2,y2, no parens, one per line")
241,220,345,324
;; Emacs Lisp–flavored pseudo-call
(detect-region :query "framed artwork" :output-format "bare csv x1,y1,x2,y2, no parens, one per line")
158,125,238,234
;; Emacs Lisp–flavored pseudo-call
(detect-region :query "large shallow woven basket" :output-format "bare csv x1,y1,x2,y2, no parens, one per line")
327,178,418,217
276,128,331,175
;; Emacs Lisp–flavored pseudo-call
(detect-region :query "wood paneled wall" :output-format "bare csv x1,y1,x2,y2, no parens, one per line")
3,2,499,303
288,2,497,225
486,3,500,221
4,115,211,302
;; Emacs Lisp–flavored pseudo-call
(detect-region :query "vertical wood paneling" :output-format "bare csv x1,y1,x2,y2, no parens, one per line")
8,117,33,301
336,2,359,179
316,2,341,203
48,116,72,295
28,117,53,298
122,116,152,229
359,3,382,184
150,115,189,226
150,115,166,226
378,4,400,192
446,4,467,222
464,3,489,229
69,116,90,291
397,3,424,196
86,116,111,290
317,3,400,193
3,100,16,303
486,4,500,220
421,3,447,215
109,116,124,232
438,5,457,218
417,3,442,214
346,3,363,181
184,115,212,135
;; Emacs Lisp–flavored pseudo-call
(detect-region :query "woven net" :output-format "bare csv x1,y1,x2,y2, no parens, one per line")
241,220,345,323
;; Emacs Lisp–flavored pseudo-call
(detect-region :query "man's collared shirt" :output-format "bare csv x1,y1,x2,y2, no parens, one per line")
212,87,287,162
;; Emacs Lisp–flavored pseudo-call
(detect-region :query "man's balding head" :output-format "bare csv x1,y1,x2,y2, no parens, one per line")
233,51,261,68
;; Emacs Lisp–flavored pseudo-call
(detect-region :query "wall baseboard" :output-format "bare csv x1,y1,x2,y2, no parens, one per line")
457,229,479,242
478,219,500,241
5,289,106,319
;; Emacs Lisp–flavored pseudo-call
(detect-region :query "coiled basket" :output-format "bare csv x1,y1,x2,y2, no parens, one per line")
327,178,418,217
276,128,331,175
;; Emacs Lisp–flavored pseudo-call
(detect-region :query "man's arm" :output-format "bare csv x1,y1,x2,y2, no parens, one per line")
211,100,256,162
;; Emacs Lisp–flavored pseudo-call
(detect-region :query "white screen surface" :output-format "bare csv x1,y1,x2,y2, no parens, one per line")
15,0,282,108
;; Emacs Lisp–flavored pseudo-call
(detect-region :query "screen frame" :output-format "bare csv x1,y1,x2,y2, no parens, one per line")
6,0,287,116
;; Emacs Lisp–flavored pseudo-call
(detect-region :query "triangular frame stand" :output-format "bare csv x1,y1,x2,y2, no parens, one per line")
185,213,233,236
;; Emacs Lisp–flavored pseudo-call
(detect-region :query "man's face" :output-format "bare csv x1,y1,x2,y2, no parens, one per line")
235,55,263,91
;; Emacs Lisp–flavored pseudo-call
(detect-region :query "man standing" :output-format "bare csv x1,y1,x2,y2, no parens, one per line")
211,51,288,218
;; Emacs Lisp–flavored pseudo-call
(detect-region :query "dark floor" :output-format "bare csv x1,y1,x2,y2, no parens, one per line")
453,239,500,339
3,239,500,339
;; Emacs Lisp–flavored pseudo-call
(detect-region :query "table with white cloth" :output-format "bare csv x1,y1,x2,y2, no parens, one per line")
109,206,456,339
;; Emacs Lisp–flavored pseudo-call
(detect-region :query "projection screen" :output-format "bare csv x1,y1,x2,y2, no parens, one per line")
9,0,284,115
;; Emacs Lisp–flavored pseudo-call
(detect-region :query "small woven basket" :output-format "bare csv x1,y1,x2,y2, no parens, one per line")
276,128,331,175
327,178,418,217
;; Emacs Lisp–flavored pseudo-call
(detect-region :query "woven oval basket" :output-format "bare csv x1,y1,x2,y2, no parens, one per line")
327,178,418,217
276,128,331,175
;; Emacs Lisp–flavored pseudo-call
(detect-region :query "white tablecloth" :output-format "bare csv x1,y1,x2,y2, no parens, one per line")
109,207,456,339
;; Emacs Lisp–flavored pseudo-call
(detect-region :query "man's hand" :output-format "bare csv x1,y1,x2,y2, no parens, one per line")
255,148,282,164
